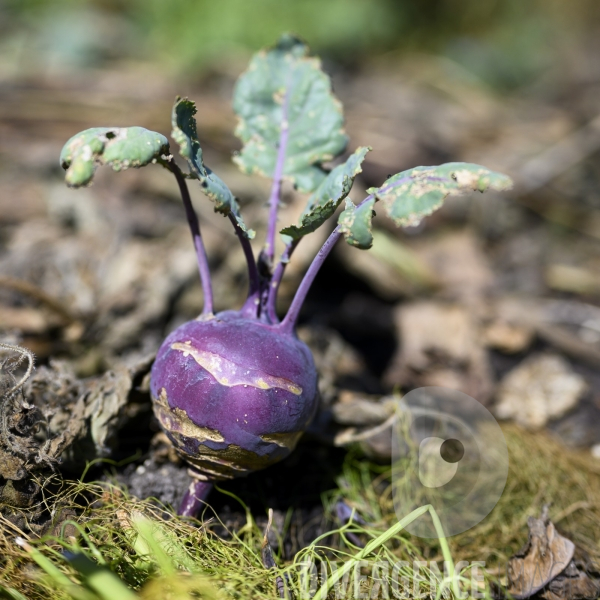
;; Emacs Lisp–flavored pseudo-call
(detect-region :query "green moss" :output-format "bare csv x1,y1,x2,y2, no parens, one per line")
1,425,599,600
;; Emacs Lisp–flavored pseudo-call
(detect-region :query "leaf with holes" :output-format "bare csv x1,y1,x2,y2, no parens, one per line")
280,146,370,241
172,97,254,239
233,34,348,193
60,127,169,188
338,196,376,249
369,162,512,228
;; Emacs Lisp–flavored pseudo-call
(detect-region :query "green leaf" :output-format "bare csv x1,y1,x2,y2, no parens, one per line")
233,34,348,193
60,127,169,188
0,585,29,600
280,146,370,241
369,162,513,228
66,554,138,600
171,97,205,175
15,538,97,600
172,97,255,239
338,196,376,249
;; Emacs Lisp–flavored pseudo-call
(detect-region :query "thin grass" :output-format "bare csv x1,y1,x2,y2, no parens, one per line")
0,424,599,600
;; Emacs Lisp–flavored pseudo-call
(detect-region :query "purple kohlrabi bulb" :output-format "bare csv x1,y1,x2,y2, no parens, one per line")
149,311,319,481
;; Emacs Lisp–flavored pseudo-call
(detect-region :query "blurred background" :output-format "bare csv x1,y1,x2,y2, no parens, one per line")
2,0,600,499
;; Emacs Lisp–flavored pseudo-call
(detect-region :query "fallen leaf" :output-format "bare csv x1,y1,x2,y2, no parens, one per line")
507,507,576,598
495,353,587,430
384,301,493,403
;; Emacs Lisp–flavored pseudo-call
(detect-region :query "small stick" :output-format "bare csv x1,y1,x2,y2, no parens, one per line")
0,276,77,324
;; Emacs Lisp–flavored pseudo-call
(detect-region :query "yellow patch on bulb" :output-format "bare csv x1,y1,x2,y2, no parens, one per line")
171,341,303,395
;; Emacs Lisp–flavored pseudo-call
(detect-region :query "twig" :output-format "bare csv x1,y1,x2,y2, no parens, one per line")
516,113,600,193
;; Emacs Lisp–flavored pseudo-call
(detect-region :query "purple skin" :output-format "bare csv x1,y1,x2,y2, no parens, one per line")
150,312,319,483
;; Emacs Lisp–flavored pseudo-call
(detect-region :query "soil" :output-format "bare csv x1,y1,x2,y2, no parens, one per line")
2,39,600,566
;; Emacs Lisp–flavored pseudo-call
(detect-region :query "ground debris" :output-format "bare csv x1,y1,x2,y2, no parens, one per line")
331,390,397,459
332,390,396,426
384,300,493,403
0,344,52,475
0,342,152,524
499,506,600,600
495,353,588,430
26,353,153,466
261,508,288,598
298,326,365,405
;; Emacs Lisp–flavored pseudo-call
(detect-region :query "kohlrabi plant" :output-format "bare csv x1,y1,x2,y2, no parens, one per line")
59,35,512,517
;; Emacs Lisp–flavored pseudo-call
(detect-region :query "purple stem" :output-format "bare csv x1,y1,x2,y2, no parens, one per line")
279,176,422,332
264,87,292,265
178,479,214,518
241,290,261,319
278,225,342,333
226,214,261,318
266,240,298,323
335,501,366,548
168,161,214,315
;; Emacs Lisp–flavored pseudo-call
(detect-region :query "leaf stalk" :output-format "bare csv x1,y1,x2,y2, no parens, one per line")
227,214,261,318
266,240,298,324
279,177,420,331
279,188,383,332
264,86,292,266
167,161,214,315
278,221,344,333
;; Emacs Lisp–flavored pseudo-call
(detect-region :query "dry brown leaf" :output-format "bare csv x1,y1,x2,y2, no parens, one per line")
495,353,587,430
384,301,493,403
415,229,494,303
507,507,576,599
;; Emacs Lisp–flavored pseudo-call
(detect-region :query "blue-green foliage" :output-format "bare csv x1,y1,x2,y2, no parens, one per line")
60,127,169,187
233,35,348,193
172,98,254,239
281,146,370,241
